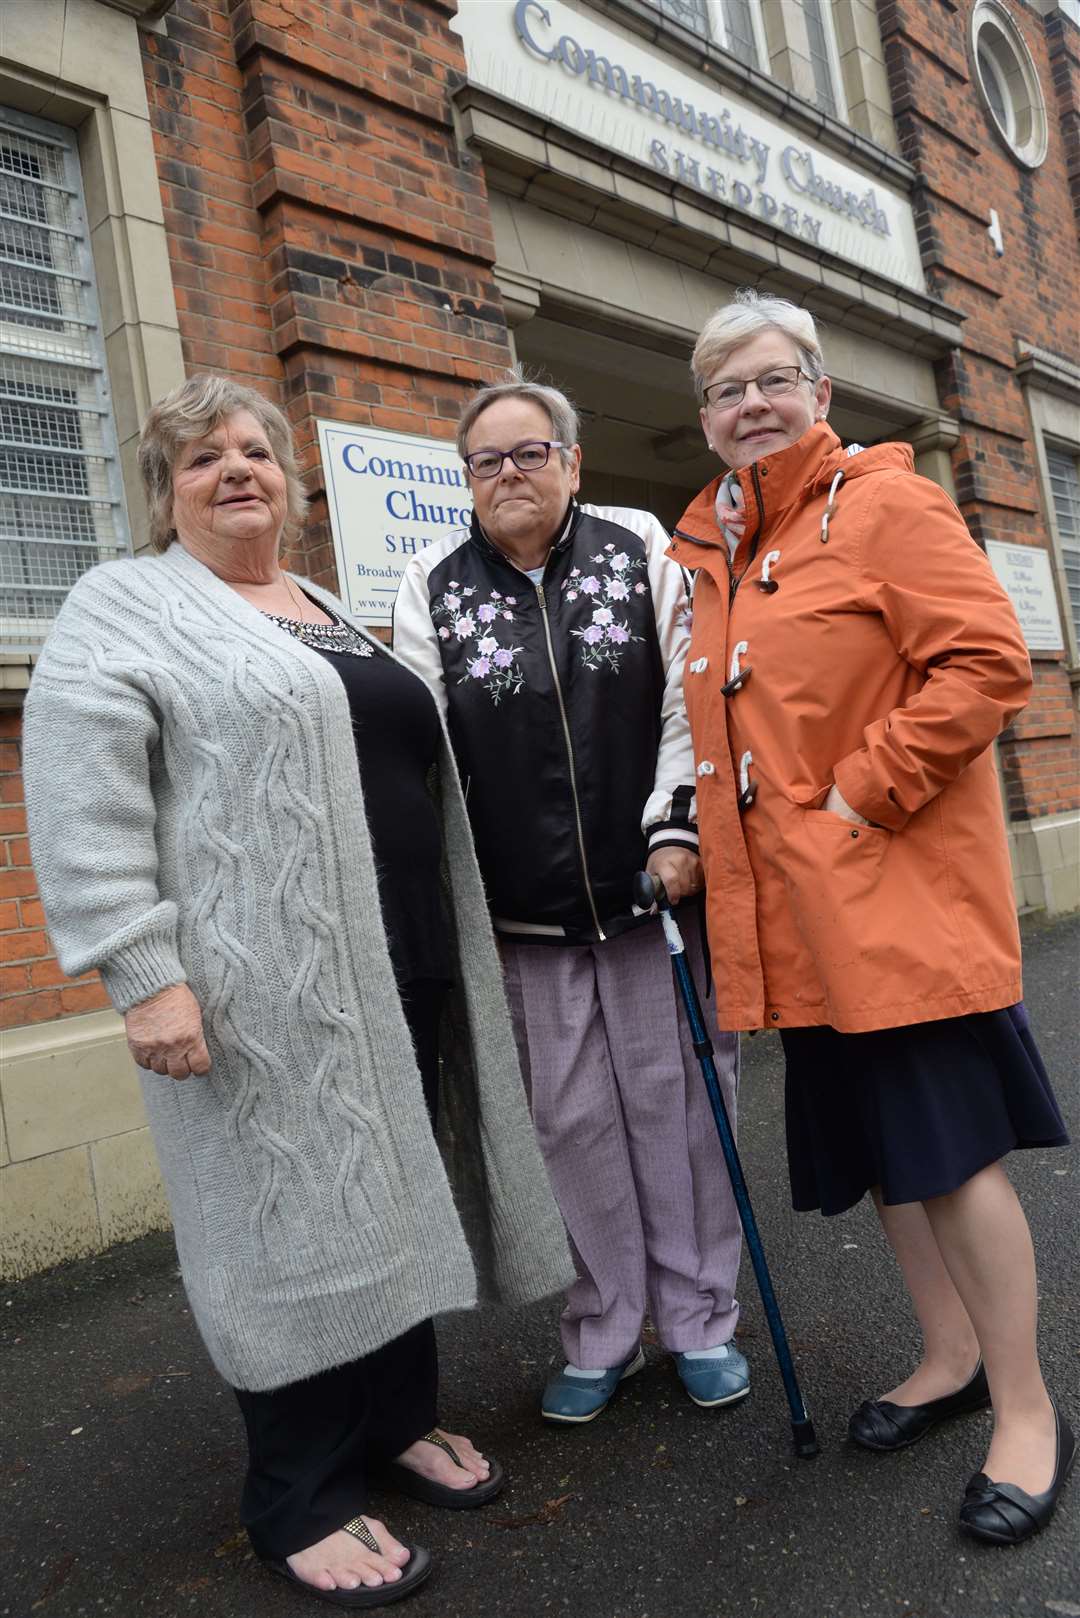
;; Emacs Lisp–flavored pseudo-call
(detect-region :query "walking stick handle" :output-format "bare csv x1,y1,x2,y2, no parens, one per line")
634,869,687,958
633,869,669,912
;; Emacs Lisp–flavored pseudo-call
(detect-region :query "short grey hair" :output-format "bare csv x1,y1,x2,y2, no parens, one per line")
137,374,309,553
456,369,580,468
691,289,826,401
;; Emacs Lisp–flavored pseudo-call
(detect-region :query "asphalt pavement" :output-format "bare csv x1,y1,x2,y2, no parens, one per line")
3,912,1078,1618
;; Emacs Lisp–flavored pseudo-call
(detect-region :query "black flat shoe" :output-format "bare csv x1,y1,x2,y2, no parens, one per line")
848,1361,990,1452
959,1403,1076,1546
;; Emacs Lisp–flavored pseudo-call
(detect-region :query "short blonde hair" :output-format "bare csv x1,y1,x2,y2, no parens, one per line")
136,375,309,553
691,290,825,401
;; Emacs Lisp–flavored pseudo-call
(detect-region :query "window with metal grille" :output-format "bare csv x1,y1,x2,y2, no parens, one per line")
1046,446,1080,649
0,109,130,653
797,0,839,118
656,0,712,40
720,0,760,69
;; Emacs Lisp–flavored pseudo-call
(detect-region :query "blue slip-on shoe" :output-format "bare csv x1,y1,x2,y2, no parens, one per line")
675,1344,751,1408
541,1347,646,1424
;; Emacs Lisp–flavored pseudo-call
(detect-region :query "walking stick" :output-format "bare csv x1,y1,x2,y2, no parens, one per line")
633,870,819,1459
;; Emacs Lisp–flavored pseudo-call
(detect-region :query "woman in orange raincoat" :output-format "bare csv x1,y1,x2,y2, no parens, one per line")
669,290,1071,1546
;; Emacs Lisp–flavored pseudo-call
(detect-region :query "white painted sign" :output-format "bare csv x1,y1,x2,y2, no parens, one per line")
452,0,927,292
986,541,1065,652
317,421,472,626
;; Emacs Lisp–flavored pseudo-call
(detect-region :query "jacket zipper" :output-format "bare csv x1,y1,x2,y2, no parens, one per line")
535,580,607,941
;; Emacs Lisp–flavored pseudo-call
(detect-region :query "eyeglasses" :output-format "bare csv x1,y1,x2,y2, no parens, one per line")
703,366,810,410
463,440,565,479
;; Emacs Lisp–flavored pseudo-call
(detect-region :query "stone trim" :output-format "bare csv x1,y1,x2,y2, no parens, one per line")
494,269,543,329
0,0,187,565
96,0,177,20
1015,342,1080,409
895,413,961,496
1006,809,1080,916
457,89,965,357
0,1010,169,1281
586,0,908,177
0,655,33,700
1018,360,1080,671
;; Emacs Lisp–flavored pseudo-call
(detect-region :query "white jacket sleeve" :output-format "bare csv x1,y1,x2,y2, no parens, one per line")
392,554,449,721
642,519,698,852
580,505,698,852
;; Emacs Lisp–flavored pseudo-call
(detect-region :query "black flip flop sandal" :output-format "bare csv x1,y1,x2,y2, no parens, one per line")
262,1515,432,1608
383,1430,506,1509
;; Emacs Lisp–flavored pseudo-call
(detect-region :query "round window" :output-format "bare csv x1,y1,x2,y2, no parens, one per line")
970,1,1048,169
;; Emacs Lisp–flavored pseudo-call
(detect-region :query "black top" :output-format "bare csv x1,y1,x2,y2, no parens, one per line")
322,645,451,988
267,611,451,988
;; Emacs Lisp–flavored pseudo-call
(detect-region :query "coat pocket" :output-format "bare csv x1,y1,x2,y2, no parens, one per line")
782,807,959,1020
795,809,891,906
778,807,894,976
802,807,890,841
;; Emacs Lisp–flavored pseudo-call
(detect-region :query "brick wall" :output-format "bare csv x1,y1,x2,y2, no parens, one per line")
5,0,1078,1035
878,0,1080,827
0,712,111,1031
141,0,515,587
1046,8,1080,234
1,0,516,1035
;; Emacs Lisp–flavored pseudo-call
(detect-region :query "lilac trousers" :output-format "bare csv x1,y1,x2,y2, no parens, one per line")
500,917,742,1368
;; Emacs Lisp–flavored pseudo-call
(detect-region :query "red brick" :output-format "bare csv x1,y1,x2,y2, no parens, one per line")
60,982,111,1015
0,868,37,899
29,957,71,989
0,899,18,930
0,807,26,835
0,988,60,1028
0,929,47,962
19,898,45,928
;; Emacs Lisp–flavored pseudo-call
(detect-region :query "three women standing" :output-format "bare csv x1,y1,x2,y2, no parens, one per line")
671,290,1072,1545
23,318,1071,1588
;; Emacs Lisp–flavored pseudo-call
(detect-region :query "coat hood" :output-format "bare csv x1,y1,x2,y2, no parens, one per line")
671,423,916,560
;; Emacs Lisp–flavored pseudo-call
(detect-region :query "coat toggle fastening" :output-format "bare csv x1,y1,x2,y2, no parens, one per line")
737,749,756,812
721,640,752,697
758,550,781,592
820,471,846,543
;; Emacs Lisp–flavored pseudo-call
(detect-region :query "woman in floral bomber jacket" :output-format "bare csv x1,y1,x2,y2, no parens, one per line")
394,376,748,1424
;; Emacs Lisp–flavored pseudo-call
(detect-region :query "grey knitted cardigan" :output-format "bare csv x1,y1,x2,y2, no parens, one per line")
23,544,572,1391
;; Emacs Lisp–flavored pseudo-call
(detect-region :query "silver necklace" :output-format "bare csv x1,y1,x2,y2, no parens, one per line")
264,604,375,658
261,571,375,657
283,572,310,622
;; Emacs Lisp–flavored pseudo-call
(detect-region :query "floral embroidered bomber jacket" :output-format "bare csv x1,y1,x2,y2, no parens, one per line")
393,503,697,943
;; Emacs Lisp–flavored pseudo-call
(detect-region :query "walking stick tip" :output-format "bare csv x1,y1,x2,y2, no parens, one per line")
792,1418,819,1459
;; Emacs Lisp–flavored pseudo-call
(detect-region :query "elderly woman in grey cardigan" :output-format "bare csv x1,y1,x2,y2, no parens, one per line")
22,375,571,1610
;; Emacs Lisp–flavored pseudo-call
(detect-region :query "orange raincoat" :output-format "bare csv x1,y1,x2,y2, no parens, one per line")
669,423,1031,1034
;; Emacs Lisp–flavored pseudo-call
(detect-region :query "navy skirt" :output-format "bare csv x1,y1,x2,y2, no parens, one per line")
781,1005,1069,1217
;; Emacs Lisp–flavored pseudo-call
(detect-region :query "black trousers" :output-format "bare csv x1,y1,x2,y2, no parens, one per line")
234,979,447,1560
